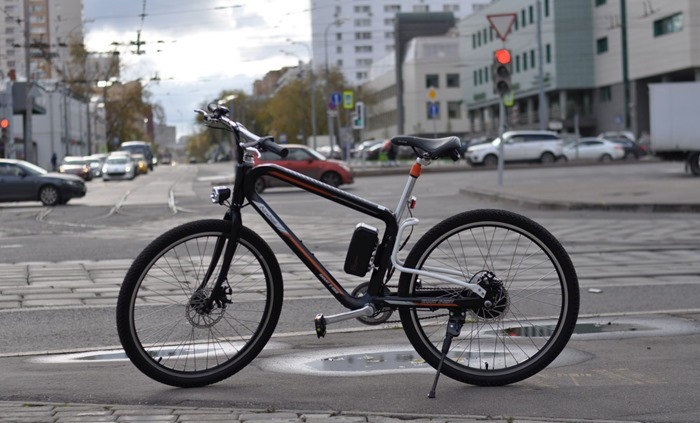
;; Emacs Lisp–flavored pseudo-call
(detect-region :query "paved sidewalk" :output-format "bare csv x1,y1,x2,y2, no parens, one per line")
456,161,700,212
0,401,641,423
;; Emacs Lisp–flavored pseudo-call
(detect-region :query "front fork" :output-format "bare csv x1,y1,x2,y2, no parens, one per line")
196,206,242,312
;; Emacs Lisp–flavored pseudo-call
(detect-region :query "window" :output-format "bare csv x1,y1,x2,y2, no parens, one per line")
355,18,371,27
447,101,461,119
425,74,439,88
473,70,477,86
356,72,368,80
521,9,526,27
386,45,394,52
483,28,487,44
335,6,341,14
356,58,373,66
7,49,14,56
522,52,528,71
472,34,476,49
7,60,15,68
596,37,608,54
529,5,534,24
413,5,429,12
355,32,371,40
595,0,606,6
384,5,400,13
354,5,370,13
355,45,372,53
654,13,683,37
426,102,440,119
546,44,551,63
337,59,343,67
443,4,460,12
478,69,483,85
285,149,313,161
446,73,459,88
336,33,342,41
384,18,395,26
515,55,520,73
530,49,535,68
600,86,612,102
30,15,46,23
336,46,342,53
477,31,481,46
545,0,550,17
30,26,46,34
489,27,494,42
5,27,13,34
514,17,519,30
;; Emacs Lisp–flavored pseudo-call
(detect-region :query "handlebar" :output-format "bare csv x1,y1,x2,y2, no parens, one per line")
195,106,288,158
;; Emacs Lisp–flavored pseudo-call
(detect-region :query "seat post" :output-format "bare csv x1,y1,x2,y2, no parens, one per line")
394,157,430,221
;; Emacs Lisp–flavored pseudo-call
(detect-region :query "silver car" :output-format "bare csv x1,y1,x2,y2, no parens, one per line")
102,155,136,181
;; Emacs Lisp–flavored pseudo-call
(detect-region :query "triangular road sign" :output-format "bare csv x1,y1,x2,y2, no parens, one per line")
487,14,517,42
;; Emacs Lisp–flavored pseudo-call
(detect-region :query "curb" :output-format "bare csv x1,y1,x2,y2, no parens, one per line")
0,401,642,423
459,187,700,213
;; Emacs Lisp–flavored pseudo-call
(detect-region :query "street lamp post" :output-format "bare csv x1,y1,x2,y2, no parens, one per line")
288,41,318,150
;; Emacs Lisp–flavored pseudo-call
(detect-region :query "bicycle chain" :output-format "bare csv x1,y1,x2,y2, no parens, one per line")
376,284,451,324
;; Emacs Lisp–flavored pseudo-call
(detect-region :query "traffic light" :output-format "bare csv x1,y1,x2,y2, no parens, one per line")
352,101,365,129
493,49,513,95
0,118,8,145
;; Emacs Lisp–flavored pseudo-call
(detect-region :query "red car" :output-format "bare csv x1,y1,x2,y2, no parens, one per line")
253,145,354,193
58,156,92,181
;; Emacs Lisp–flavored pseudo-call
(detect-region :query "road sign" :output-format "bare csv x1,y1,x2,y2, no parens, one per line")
330,92,342,106
428,87,437,101
428,102,439,119
343,90,354,109
487,14,517,41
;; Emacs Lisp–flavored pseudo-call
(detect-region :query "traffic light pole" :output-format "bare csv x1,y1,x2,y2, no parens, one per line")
497,96,505,186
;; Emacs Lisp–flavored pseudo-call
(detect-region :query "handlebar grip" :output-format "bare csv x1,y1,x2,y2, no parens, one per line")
261,137,288,158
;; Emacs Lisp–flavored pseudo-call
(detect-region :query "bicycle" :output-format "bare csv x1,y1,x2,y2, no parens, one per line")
116,104,580,398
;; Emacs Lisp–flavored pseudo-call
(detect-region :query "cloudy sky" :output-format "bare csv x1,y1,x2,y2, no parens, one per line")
84,0,312,138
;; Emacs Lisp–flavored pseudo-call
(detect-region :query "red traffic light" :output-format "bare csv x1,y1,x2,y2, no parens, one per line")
495,49,511,64
0,119,8,129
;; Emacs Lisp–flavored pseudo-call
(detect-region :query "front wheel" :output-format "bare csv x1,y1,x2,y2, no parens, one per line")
398,209,579,386
39,185,60,206
116,219,283,387
320,171,341,188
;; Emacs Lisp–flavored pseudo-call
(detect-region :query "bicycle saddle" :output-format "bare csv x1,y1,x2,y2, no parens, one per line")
390,135,461,160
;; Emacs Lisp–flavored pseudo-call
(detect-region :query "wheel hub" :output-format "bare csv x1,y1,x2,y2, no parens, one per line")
185,288,225,328
469,271,509,321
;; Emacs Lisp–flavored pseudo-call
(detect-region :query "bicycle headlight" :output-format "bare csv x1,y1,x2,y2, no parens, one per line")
211,186,231,205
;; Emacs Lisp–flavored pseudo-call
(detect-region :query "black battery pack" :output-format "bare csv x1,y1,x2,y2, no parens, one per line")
344,223,379,277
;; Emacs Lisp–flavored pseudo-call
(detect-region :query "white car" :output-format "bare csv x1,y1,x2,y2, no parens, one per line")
562,138,625,162
102,155,136,181
466,130,563,166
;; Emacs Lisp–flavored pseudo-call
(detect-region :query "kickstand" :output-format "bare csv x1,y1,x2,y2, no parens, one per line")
428,311,465,399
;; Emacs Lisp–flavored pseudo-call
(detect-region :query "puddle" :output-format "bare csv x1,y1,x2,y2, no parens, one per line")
30,341,288,364
487,322,647,338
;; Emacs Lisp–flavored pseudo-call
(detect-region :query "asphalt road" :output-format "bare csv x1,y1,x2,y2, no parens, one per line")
1,162,699,422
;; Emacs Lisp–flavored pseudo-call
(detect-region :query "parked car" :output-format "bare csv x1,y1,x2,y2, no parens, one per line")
120,141,156,170
601,137,648,160
159,153,172,165
466,130,564,166
562,137,625,162
316,144,343,160
131,153,149,175
254,144,354,193
59,156,92,181
85,155,106,178
0,159,86,206
102,154,137,181
352,140,383,159
598,131,635,142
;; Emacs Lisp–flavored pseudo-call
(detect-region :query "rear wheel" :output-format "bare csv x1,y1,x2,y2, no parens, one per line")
398,209,579,386
320,171,341,188
116,220,283,387
689,152,700,176
600,154,613,162
540,152,556,164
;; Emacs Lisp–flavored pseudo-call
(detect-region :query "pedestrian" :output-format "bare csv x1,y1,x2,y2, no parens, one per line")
384,139,398,167
51,152,57,171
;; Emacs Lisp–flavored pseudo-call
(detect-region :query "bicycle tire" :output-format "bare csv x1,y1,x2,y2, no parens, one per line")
116,219,283,387
398,209,579,386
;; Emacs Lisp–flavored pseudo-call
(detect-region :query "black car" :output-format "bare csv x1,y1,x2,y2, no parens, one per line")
0,159,87,206
602,136,647,160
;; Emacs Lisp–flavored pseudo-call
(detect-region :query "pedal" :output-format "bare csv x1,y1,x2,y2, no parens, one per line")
314,313,327,338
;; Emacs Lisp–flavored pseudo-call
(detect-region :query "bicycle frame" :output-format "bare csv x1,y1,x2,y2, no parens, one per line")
200,120,486,314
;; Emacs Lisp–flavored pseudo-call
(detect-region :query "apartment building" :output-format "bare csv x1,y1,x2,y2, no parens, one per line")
310,0,484,86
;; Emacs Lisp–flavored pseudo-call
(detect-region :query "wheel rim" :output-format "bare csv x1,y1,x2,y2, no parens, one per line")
484,156,497,166
541,153,554,163
40,186,58,205
408,221,569,376
127,233,274,377
321,172,340,187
